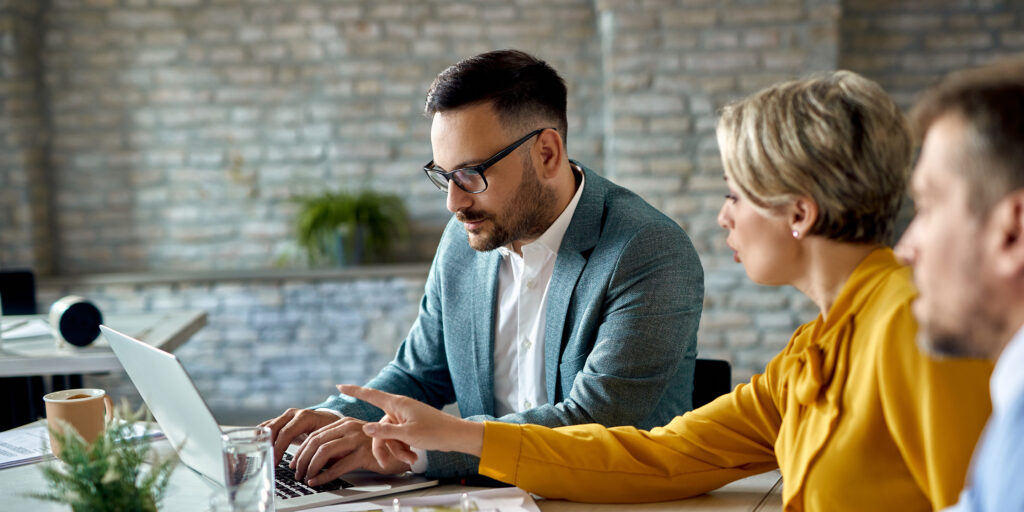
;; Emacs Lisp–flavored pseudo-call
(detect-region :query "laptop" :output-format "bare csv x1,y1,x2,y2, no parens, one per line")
101,325,437,511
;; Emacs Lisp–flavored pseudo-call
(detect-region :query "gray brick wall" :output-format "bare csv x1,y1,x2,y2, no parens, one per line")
38,269,427,415
0,0,52,274
841,0,1024,109
598,0,838,382
40,0,603,273
8,1,1024,399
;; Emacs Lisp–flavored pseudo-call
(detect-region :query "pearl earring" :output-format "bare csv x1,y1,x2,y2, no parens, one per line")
792,230,800,239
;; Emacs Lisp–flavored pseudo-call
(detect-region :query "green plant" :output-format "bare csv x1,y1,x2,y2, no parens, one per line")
27,403,176,512
295,190,410,266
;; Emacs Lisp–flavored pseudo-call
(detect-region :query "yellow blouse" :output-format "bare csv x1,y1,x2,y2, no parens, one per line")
478,249,992,511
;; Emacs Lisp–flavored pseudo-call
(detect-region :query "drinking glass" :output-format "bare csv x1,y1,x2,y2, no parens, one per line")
221,426,275,512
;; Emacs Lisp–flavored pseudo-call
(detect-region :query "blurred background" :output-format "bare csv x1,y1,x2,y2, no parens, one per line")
2,0,1021,424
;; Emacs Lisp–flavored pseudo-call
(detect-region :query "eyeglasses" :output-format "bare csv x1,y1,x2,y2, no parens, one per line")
422,128,552,194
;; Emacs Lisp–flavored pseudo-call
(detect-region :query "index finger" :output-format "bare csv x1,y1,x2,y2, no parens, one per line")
274,416,314,464
336,385,400,412
260,409,300,447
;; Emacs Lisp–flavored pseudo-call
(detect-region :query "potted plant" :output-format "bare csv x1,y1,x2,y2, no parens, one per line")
294,190,410,267
28,404,176,512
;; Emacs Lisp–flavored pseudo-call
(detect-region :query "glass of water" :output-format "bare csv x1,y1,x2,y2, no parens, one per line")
221,426,276,512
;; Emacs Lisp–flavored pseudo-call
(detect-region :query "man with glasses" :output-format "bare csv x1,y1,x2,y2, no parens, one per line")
263,49,703,484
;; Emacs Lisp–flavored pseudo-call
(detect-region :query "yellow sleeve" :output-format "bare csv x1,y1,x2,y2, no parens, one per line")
876,301,992,509
478,349,791,503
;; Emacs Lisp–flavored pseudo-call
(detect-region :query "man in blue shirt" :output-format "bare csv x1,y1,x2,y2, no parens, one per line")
897,59,1024,511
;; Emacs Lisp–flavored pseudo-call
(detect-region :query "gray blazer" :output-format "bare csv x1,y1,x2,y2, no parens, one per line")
315,162,703,478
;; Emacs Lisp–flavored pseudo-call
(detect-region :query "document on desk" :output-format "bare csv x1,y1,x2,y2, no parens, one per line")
0,422,163,469
309,487,540,511
0,318,53,340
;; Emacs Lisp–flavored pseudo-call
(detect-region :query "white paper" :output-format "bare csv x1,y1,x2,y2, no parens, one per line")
0,318,54,340
0,422,163,469
309,487,541,512
0,423,51,468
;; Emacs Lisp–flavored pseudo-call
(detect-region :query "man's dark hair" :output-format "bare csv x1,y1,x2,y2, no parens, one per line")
425,49,568,147
911,58,1024,218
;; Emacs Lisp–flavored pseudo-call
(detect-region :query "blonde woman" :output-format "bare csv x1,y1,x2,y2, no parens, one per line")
337,72,992,511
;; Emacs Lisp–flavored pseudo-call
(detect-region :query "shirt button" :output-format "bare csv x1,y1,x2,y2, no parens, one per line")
523,400,532,409
526,279,535,289
521,338,532,350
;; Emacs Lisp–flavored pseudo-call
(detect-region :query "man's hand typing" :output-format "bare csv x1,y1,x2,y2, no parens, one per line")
290,416,412,486
259,408,339,466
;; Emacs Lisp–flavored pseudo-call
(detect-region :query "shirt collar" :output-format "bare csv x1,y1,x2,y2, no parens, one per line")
991,323,1024,413
498,164,586,258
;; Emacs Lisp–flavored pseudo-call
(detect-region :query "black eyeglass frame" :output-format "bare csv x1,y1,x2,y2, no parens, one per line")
422,127,554,194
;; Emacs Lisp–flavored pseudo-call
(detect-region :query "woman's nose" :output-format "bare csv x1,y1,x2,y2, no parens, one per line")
717,202,732,230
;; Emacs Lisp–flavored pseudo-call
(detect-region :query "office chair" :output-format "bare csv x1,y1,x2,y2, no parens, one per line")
0,268,44,430
693,358,732,409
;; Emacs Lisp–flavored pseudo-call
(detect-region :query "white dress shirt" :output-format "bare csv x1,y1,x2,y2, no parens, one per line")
492,168,585,416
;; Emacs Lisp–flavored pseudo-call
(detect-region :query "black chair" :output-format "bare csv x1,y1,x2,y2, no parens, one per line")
693,358,732,409
1,269,45,430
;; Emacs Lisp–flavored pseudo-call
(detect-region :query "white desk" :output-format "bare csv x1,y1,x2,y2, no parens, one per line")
0,311,207,377
0,432,782,511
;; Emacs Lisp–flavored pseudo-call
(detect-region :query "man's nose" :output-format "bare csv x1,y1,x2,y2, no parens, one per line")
446,182,470,213
894,223,917,265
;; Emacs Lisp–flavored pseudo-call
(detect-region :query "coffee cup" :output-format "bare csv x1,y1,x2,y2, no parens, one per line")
43,388,114,459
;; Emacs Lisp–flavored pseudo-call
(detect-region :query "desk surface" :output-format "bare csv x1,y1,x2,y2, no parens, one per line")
0,311,207,377
0,433,782,511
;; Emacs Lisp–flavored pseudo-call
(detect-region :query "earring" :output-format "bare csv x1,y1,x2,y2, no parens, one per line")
792,230,800,239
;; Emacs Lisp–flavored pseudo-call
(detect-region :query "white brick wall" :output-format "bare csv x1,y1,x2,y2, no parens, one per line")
38,269,426,413
5,0,1023,392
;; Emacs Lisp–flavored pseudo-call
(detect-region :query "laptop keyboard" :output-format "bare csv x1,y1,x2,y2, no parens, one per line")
275,452,354,499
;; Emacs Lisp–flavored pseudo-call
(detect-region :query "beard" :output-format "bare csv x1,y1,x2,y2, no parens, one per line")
915,259,1004,359
917,304,1006,360
457,156,558,252
918,328,986,359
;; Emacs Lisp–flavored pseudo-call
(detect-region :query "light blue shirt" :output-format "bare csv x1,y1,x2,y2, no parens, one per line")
946,325,1024,511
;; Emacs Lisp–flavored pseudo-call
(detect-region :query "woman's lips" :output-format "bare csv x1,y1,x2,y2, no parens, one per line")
726,243,740,263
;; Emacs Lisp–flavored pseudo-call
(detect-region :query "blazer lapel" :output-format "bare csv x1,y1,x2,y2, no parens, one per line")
472,250,501,416
544,163,604,403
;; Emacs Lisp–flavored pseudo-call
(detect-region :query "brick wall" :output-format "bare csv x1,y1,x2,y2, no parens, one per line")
38,268,426,415
0,0,51,274
8,1,1024,399
40,0,603,273
841,0,1024,110
597,0,840,381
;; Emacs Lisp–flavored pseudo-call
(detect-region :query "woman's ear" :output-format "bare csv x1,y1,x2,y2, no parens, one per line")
788,196,818,239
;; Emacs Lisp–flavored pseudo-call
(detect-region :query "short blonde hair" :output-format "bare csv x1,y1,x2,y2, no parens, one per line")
716,70,912,244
